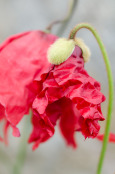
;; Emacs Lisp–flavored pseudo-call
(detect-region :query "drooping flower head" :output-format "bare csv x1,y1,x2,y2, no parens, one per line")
0,31,57,142
1,30,113,150
29,38,106,150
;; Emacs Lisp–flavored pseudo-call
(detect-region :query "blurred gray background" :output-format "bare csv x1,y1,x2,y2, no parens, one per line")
0,0,115,174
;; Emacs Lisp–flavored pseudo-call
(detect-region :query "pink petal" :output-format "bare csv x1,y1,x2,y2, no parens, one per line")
11,125,20,137
0,31,57,127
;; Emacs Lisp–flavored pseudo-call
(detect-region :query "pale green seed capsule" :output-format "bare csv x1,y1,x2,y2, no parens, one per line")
47,38,75,65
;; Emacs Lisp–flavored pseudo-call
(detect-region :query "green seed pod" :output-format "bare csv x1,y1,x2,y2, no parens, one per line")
47,38,75,65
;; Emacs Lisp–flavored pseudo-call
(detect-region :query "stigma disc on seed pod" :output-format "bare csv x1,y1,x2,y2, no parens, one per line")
47,38,75,65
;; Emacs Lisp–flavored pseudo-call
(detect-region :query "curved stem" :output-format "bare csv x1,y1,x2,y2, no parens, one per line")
46,0,78,35
46,20,62,33
69,23,114,174
12,111,31,174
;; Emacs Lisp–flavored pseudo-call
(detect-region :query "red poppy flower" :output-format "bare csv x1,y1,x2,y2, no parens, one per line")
29,45,106,150
0,31,57,143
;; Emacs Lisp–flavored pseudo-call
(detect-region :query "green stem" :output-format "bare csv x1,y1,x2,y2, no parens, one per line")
69,23,114,174
46,0,78,35
12,111,31,174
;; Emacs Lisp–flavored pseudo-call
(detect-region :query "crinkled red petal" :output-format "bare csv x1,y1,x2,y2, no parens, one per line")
29,100,61,150
0,31,57,142
30,46,106,149
59,98,79,148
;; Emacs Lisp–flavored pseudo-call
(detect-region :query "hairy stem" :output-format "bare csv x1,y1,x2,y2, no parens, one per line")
69,23,114,174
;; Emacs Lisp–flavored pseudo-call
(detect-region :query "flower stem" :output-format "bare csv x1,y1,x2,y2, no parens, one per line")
69,23,114,174
46,0,78,36
12,111,31,174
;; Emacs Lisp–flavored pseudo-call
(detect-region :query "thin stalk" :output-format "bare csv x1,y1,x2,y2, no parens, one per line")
69,23,114,174
46,0,78,36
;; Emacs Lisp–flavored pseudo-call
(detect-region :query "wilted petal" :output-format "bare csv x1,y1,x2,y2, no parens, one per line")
0,31,57,132
59,98,79,148
30,44,106,149
29,101,61,150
